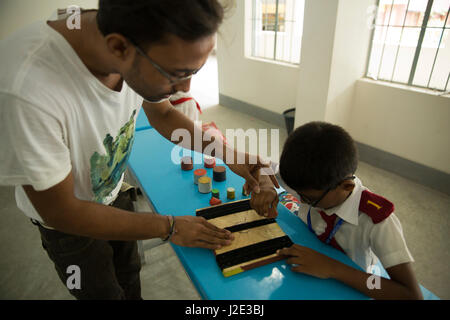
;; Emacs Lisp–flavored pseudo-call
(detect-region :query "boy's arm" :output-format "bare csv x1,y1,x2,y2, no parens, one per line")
278,245,423,300
332,259,423,299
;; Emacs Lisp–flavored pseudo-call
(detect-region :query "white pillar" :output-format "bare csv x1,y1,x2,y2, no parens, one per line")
294,0,375,129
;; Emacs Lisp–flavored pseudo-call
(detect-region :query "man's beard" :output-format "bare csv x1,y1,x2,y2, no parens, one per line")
125,58,174,103
127,77,174,103
143,94,173,103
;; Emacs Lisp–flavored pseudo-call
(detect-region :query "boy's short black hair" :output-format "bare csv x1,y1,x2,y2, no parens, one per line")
279,121,358,191
97,0,224,47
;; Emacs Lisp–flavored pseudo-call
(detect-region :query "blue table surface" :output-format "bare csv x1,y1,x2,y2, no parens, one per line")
136,107,152,131
128,127,439,300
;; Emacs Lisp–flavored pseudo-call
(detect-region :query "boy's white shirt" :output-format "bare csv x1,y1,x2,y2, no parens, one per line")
169,91,200,121
272,162,414,272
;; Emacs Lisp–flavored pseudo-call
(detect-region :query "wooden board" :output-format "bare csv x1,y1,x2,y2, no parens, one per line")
196,199,293,277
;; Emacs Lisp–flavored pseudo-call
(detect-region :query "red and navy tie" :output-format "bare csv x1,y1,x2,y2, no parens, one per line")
317,211,345,254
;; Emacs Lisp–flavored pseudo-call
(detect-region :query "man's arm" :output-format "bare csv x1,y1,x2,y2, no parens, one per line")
24,171,233,249
142,100,228,159
23,171,169,241
142,100,279,193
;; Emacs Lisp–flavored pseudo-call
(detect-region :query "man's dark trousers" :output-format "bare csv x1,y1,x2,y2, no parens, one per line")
33,190,142,300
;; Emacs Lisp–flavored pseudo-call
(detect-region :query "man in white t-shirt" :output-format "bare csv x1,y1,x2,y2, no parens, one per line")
0,1,278,300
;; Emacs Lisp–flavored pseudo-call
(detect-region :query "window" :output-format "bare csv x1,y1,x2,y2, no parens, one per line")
248,0,305,65
262,1,285,31
366,0,450,92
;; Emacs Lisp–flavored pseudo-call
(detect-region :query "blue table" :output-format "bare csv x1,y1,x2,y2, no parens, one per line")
135,108,152,131
128,128,374,299
129,127,439,300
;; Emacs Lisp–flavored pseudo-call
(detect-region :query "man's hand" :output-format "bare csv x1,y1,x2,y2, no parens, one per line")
249,187,279,218
277,244,339,279
226,152,279,195
244,168,279,218
170,216,234,250
142,101,279,194
22,171,235,249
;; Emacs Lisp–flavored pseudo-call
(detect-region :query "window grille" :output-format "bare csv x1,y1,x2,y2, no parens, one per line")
366,0,450,92
249,0,305,65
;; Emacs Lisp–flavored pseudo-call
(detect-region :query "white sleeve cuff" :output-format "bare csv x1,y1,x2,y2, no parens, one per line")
378,249,415,269
271,161,280,175
31,164,72,191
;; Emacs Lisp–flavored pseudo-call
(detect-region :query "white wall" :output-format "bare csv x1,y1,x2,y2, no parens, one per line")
0,0,98,40
294,0,340,125
217,0,299,115
294,0,375,128
350,79,450,173
3,0,448,173
265,0,449,174
325,0,375,128
331,1,449,174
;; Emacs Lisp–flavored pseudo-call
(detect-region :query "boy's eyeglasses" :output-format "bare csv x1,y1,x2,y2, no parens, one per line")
298,188,331,207
297,175,356,207
129,38,202,85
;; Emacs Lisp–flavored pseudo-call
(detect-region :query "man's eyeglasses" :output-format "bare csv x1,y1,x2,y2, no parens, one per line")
130,39,201,85
297,175,356,207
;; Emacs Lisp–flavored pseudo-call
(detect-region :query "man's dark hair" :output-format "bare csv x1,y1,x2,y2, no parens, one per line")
279,121,358,191
97,0,225,47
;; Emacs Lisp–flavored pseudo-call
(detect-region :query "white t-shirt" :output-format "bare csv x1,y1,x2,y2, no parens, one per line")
293,177,414,271
0,21,143,223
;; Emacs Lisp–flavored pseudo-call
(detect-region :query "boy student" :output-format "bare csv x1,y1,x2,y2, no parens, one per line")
249,121,423,299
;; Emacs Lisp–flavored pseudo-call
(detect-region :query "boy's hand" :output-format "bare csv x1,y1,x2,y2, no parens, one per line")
248,186,279,218
277,244,339,279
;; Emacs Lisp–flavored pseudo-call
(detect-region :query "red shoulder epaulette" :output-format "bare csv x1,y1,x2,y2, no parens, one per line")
358,190,394,224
